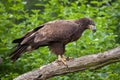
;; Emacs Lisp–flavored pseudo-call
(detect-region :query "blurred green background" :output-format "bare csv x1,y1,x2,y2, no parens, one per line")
0,0,120,80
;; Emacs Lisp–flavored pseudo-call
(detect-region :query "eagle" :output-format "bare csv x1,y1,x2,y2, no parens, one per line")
9,17,96,65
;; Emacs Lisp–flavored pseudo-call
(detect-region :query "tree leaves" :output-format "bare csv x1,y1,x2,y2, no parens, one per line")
0,0,120,80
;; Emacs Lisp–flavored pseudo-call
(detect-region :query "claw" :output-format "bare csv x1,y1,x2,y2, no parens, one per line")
61,55,67,61
57,55,74,65
58,55,67,65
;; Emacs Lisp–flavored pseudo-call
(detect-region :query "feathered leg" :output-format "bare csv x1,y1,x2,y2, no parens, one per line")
49,43,68,65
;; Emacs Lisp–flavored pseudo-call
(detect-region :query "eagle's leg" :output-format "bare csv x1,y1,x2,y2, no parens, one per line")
61,55,67,60
49,43,67,65
58,55,67,65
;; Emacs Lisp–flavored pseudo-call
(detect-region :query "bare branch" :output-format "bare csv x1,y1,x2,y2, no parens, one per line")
14,47,120,80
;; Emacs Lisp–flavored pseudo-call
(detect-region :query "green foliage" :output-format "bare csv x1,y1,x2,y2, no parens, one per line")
0,0,120,80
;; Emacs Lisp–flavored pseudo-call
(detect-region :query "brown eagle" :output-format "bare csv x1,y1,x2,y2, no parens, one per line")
9,17,96,64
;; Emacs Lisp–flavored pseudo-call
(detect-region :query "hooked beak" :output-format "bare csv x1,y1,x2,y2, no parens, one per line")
88,25,96,33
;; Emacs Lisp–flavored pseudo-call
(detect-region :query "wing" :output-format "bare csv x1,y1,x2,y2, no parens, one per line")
34,20,79,43
12,25,44,43
20,20,79,45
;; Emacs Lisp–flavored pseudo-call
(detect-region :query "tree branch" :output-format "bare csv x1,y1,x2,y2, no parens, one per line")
14,47,120,80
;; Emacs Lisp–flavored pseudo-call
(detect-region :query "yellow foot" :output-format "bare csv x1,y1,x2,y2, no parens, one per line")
57,55,74,65
61,55,67,61
57,55,67,65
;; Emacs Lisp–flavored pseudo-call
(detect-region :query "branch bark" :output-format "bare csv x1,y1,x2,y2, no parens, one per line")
14,47,120,80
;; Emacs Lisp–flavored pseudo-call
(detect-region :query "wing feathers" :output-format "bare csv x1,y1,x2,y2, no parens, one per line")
33,20,79,42
12,25,44,43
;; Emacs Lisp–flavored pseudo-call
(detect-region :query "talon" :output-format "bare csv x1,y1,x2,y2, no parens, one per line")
62,55,67,61
58,55,67,65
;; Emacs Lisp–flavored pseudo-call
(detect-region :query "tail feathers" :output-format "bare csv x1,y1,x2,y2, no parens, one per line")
12,38,24,43
9,45,27,61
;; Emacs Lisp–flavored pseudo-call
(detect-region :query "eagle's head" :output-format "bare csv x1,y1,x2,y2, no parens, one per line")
78,18,96,33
